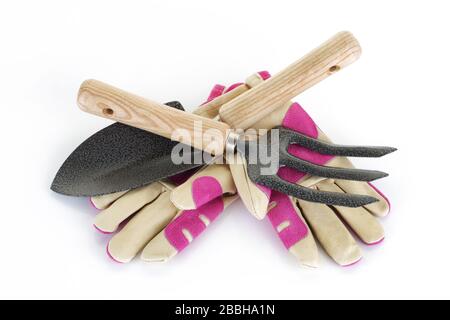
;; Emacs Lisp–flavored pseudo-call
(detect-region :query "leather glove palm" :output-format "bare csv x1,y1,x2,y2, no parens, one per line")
91,164,237,263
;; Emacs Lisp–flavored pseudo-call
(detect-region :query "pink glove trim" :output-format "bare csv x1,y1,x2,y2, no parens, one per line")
343,257,362,267
165,197,225,252
93,224,114,235
89,198,100,210
192,176,224,208
278,103,334,183
267,191,308,249
222,71,270,94
257,70,271,80
368,182,391,214
256,184,272,199
224,82,244,93
106,244,123,264
204,84,226,103
365,237,385,246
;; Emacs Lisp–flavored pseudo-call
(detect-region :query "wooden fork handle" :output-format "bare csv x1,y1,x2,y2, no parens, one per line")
78,79,230,154
219,31,362,129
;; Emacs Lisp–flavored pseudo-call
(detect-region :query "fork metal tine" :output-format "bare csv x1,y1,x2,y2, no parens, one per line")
282,153,389,182
250,174,379,207
276,126,397,158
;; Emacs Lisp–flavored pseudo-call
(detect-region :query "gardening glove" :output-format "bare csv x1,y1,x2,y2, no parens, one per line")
91,164,237,263
141,164,237,262
206,72,390,267
89,84,242,263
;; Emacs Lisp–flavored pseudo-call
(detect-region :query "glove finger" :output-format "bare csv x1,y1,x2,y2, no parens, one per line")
267,191,319,268
297,196,362,266
316,180,385,245
93,182,164,233
229,153,271,220
170,164,236,210
215,72,272,220
323,156,390,217
141,195,237,262
335,179,390,217
90,190,128,210
106,191,178,263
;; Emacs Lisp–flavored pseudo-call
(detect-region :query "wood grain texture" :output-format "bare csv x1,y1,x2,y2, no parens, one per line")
219,31,362,129
78,79,230,154
193,83,248,118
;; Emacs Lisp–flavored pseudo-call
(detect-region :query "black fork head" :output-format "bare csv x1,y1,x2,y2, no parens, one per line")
237,126,396,207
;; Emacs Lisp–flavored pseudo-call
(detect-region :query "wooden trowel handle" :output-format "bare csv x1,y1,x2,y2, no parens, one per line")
219,31,362,129
78,79,230,154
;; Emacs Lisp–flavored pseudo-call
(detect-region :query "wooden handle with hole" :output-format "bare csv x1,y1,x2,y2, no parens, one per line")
219,31,362,129
77,79,230,154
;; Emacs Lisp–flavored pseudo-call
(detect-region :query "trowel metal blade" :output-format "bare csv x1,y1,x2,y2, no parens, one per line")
51,101,205,196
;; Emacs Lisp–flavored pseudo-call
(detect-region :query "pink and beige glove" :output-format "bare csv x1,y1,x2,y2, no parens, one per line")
91,164,237,263
207,72,391,267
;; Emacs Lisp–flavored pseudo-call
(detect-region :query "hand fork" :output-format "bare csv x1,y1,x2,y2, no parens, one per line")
238,126,395,207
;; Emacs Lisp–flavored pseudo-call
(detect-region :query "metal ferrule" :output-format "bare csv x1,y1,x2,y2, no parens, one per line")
225,131,240,164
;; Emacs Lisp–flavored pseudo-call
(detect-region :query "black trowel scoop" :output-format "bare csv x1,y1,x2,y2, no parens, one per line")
51,101,205,196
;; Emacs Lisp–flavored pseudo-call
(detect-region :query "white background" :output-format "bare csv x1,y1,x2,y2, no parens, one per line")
0,0,449,299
